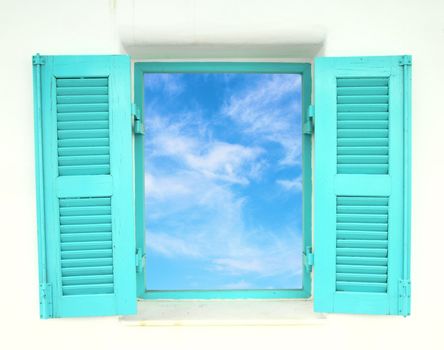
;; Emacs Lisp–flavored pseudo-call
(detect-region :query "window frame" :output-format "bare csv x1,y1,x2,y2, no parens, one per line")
133,62,312,300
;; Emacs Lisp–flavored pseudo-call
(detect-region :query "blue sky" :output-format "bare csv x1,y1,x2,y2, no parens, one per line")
144,73,303,290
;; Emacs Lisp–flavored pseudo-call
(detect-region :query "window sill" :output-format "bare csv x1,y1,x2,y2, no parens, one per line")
120,299,325,326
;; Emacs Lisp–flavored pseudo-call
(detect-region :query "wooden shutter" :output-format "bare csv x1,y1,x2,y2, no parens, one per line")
313,56,411,315
33,55,136,318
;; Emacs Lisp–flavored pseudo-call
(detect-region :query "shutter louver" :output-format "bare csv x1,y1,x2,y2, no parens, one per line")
314,56,411,316
33,55,136,318
59,197,114,296
336,196,388,293
337,77,389,175
56,77,110,176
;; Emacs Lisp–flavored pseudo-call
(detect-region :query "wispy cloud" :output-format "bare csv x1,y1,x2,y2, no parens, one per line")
146,114,265,185
220,280,252,289
276,176,303,192
147,232,201,258
222,74,302,165
144,73,184,96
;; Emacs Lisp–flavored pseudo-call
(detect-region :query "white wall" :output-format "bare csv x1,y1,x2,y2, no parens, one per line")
1,0,443,349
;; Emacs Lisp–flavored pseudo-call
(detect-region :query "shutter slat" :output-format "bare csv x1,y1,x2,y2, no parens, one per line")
60,197,111,207
336,248,388,257
57,95,108,104
62,284,114,296
337,164,388,174
61,241,113,251
60,214,111,225
337,138,388,147
336,264,388,274
338,129,389,138
337,230,388,240
337,95,389,104
337,147,388,155
61,249,113,260
336,78,389,87
59,165,110,176
60,233,112,242
61,266,113,277
336,273,387,283
336,256,388,266
58,138,109,148
337,104,388,112
60,223,112,234
337,112,389,120
58,146,110,157
56,78,108,87
57,129,109,139
337,87,389,96
336,222,388,231
337,214,388,223
337,121,388,129
336,239,388,248
336,282,387,293
57,103,109,113
57,112,109,122
59,205,111,216
61,257,113,268
56,86,108,96
337,155,388,164
62,275,114,286
57,121,109,130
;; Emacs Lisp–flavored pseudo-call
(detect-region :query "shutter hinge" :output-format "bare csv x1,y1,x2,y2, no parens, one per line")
32,53,45,66
398,279,411,316
39,283,53,319
399,56,412,66
304,246,314,272
131,103,144,135
135,248,146,273
303,105,315,134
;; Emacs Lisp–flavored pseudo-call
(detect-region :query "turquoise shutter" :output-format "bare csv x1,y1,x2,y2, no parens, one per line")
313,56,411,315
33,55,136,318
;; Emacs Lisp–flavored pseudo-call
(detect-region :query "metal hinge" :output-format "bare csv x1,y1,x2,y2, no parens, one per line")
399,56,412,66
398,279,411,316
304,246,314,272
33,53,45,66
131,103,144,135
135,248,146,273
303,105,315,134
39,283,53,319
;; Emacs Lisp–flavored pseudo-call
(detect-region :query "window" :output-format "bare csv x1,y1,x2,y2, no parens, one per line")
33,55,411,318
142,70,306,297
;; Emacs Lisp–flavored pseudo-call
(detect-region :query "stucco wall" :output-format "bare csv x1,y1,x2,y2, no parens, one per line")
0,0,443,349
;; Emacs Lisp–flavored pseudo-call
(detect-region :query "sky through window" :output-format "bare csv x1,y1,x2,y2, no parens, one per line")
144,73,303,290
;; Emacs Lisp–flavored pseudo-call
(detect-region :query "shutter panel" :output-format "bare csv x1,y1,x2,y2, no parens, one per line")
313,56,411,315
33,55,136,318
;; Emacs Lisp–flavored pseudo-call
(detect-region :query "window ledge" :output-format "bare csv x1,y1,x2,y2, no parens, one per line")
120,299,325,326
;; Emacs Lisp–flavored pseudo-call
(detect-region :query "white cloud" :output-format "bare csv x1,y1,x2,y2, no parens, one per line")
146,114,265,185
145,166,302,277
146,232,200,258
145,74,184,96
222,74,302,165
276,176,303,192
220,280,252,289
